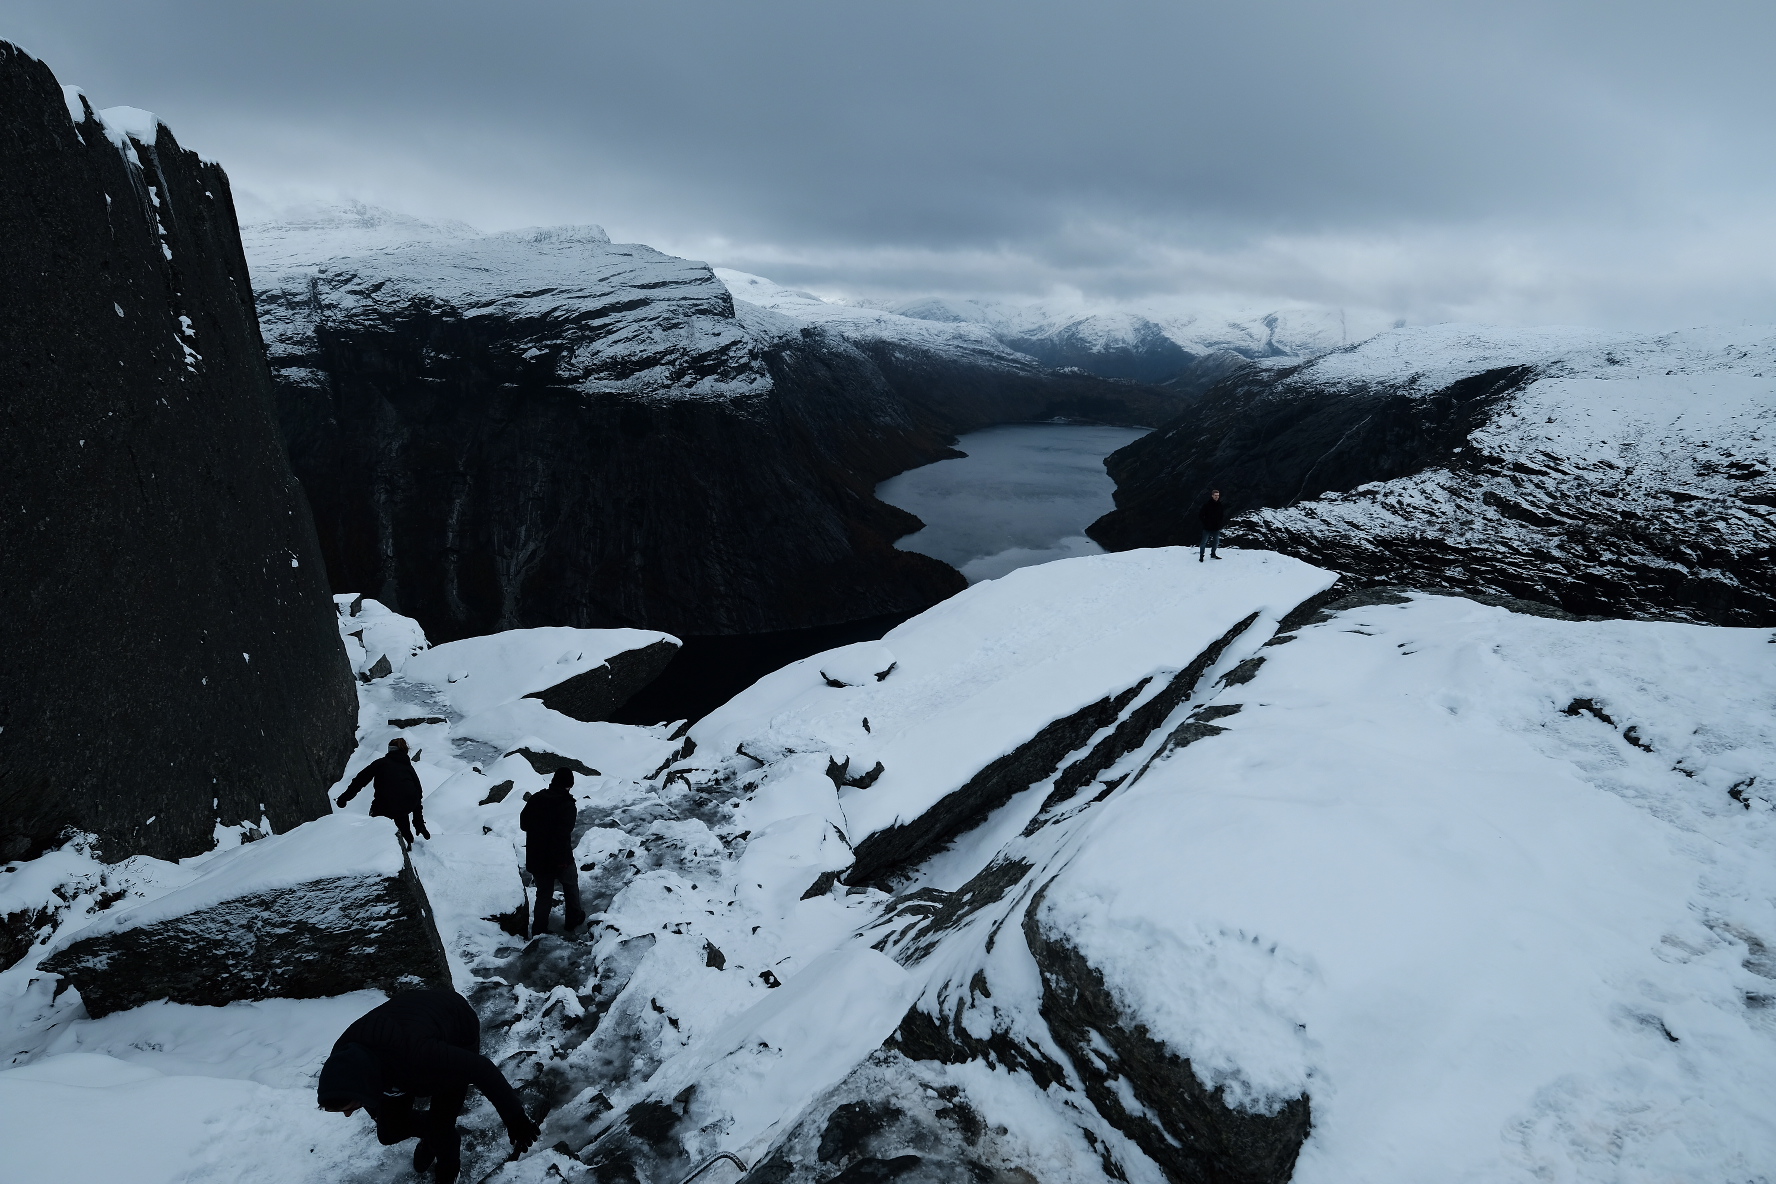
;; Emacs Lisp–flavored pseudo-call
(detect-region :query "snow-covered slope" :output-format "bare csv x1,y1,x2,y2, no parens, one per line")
239,199,479,271
257,222,766,403
721,270,1375,390
1092,323,1776,625
717,269,1048,371
3,556,1773,1183
893,296,1372,358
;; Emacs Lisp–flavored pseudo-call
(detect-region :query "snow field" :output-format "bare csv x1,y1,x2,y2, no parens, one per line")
1045,594,1776,1181
1,552,1771,1182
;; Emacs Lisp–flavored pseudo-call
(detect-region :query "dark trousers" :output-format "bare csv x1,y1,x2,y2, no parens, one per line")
1199,528,1222,558
373,1086,467,1183
531,858,585,934
371,806,417,845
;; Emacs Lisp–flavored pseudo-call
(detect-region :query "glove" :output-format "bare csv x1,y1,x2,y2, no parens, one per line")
417,824,432,840
335,795,347,808
508,1114,540,1157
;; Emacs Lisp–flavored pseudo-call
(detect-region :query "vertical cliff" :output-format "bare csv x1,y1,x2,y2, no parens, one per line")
0,43,358,861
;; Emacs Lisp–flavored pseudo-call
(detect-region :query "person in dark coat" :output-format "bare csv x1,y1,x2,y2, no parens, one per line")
1198,489,1226,561
317,989,539,1183
338,737,430,845
520,769,585,936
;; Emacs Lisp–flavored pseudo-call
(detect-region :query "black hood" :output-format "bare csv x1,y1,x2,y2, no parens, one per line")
317,1041,387,1112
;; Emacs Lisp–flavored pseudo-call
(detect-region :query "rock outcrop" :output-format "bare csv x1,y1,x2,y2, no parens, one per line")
249,214,1188,644
0,43,357,862
41,815,447,1017
1089,325,1776,625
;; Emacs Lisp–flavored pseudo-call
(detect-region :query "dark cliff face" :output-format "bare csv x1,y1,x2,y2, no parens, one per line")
0,44,358,861
1089,361,1532,551
258,229,1181,644
1088,327,1776,626
267,302,965,641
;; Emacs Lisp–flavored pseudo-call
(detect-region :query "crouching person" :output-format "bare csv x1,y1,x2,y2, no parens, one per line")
521,769,586,936
318,989,539,1183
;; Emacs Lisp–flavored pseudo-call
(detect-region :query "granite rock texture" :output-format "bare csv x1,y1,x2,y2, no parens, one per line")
0,43,356,861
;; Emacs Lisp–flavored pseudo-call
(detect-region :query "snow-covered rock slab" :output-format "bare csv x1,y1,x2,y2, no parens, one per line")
402,625,679,720
692,548,1336,884
877,587,1776,1183
42,815,448,1017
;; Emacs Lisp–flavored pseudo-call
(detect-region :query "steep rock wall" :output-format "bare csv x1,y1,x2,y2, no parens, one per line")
257,227,1180,643
0,43,357,861
1089,326,1776,625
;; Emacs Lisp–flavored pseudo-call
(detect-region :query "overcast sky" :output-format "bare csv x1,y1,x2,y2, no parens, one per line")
12,1,1775,327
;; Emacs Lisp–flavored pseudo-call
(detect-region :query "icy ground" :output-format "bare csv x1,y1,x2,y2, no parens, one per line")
3,552,1774,1183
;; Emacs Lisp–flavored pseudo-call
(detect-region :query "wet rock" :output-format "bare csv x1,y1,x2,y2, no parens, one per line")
528,638,682,721
736,1054,1024,1184
0,41,356,861
844,683,1148,887
42,816,448,1016
1037,612,1260,815
1022,890,1311,1184
509,748,600,777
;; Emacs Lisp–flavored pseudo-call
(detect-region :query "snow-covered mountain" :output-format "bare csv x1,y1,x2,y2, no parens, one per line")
239,198,479,271
720,271,1378,391
1091,323,1776,625
5,553,1772,1182
245,205,1185,643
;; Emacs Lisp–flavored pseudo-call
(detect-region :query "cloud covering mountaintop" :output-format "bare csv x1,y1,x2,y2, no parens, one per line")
11,2,1775,332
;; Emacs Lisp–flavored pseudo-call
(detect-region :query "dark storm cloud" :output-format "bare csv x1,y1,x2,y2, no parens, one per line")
11,0,1776,325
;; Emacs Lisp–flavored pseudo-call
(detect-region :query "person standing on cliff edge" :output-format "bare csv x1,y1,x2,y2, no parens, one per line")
338,736,430,847
1198,489,1226,561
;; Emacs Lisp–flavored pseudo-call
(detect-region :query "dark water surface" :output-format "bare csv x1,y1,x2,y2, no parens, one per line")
615,423,1146,725
876,423,1149,582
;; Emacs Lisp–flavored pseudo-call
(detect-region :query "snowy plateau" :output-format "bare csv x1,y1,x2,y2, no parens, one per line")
4,551,1774,1184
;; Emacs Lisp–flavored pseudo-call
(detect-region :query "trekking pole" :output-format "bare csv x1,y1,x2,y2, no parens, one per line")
511,837,531,939
681,1152,749,1183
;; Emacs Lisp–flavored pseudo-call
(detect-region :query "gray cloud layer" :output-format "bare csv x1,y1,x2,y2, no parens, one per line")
14,0,1775,326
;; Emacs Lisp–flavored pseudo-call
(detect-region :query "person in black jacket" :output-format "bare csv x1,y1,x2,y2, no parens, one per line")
520,769,584,936
317,989,539,1183
1198,489,1226,562
338,737,430,845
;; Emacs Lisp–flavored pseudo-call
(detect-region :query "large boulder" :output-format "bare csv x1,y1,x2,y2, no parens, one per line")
400,626,680,722
0,42,357,861
41,815,448,1017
